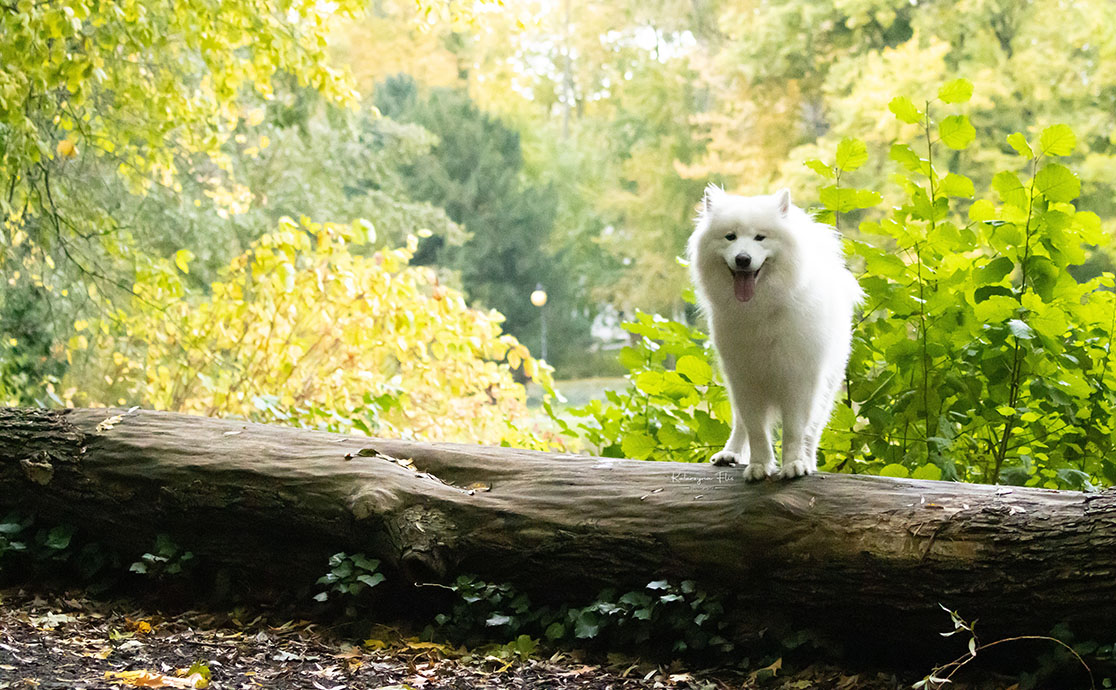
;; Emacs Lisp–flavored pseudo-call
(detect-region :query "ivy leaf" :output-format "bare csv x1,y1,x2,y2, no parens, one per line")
879,463,909,478
835,138,868,172
939,115,975,150
545,622,566,640
1039,124,1076,157
356,573,385,589
937,78,973,104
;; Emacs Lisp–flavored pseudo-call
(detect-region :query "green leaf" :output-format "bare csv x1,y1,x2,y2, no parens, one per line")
1039,124,1076,157
676,354,712,385
618,346,644,372
1007,319,1035,340
889,143,924,172
46,525,73,550
820,186,882,213
1034,163,1080,202
939,173,974,198
357,573,385,588
976,256,1015,284
992,171,1028,208
621,432,656,460
879,463,909,478
545,622,566,640
939,115,975,150
835,138,868,172
573,611,601,638
937,78,973,104
888,96,924,124
968,199,996,222
1006,132,1033,159
912,464,942,480
634,371,665,395
804,159,835,179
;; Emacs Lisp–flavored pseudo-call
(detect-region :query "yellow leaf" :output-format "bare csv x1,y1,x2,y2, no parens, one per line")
104,669,206,688
56,138,78,158
175,249,194,274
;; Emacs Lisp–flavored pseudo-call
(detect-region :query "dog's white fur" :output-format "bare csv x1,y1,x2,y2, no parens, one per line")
687,186,862,480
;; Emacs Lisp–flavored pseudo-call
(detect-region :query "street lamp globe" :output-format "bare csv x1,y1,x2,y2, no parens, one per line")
530,284,548,307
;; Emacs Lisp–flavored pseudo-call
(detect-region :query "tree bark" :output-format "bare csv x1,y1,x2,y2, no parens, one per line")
2,406,1115,651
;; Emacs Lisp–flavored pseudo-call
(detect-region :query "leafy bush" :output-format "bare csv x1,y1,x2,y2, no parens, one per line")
429,575,734,658
129,534,195,579
546,312,730,463
553,81,1116,490
60,218,554,446
314,552,385,603
835,81,1116,488
0,513,117,583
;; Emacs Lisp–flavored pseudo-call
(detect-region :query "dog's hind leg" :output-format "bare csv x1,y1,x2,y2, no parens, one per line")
800,371,845,475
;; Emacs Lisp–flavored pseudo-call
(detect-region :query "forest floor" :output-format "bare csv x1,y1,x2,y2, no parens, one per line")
0,586,933,690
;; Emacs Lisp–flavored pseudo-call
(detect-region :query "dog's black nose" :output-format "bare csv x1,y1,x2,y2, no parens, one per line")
735,253,752,270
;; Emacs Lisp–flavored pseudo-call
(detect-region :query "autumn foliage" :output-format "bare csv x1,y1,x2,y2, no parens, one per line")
62,219,552,445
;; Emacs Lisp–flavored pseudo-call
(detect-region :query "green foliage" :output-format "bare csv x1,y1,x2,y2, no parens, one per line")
129,534,194,579
0,0,362,233
314,552,385,602
430,575,734,658
834,84,1116,488
374,75,593,367
555,84,1116,491
546,312,731,463
0,512,117,582
0,512,30,563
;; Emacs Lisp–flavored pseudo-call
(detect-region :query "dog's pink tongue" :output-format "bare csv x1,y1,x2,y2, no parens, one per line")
734,272,756,302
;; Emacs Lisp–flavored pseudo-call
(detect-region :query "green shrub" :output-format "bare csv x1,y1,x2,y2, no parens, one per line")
552,81,1116,490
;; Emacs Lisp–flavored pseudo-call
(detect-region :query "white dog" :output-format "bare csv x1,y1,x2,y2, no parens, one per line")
687,186,862,481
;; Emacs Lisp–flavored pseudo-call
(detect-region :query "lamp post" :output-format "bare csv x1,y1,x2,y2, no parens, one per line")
530,283,548,362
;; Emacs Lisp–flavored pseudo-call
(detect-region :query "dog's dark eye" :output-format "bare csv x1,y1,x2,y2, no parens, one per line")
755,234,766,241
724,232,736,241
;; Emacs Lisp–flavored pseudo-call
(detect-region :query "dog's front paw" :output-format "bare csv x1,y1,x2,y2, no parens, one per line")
742,462,776,481
778,459,815,480
710,450,741,466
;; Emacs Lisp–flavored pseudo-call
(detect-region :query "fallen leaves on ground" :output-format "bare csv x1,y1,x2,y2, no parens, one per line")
0,588,911,689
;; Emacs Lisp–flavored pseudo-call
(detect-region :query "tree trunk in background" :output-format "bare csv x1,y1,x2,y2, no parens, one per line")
2,407,1115,655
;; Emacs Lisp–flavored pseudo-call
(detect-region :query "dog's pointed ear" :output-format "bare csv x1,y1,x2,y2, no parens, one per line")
775,188,791,216
702,183,724,215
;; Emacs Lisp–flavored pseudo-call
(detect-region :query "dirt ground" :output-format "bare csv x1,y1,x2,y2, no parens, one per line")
0,587,918,690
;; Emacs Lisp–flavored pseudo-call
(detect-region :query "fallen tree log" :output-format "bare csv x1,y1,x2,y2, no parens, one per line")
2,406,1115,654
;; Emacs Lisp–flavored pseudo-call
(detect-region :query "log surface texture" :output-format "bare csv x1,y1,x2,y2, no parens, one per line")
2,407,1115,647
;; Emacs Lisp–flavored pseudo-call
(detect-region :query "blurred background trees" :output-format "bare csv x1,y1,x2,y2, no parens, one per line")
3,0,1116,473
